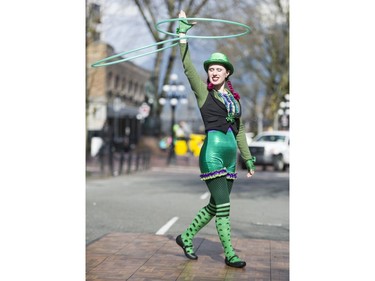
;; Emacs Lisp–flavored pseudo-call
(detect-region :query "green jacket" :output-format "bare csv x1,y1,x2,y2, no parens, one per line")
179,43,253,164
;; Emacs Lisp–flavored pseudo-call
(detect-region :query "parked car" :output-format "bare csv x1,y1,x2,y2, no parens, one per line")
239,131,290,171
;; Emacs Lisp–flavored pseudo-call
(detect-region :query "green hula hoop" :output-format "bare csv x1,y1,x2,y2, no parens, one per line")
91,38,180,68
156,17,251,39
91,17,251,68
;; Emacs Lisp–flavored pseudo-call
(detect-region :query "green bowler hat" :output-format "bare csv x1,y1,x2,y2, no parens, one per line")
203,52,234,76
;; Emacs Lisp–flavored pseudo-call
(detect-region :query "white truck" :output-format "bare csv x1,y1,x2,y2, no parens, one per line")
240,131,290,171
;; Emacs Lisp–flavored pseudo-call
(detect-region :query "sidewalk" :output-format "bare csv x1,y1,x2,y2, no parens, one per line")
86,152,200,178
86,232,289,281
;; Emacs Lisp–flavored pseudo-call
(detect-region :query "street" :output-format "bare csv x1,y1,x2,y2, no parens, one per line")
86,166,289,244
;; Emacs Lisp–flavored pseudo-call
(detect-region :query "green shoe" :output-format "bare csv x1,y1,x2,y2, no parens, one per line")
225,255,246,268
176,235,198,260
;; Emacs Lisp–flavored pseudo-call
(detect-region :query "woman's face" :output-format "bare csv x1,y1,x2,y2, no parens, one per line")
207,64,229,86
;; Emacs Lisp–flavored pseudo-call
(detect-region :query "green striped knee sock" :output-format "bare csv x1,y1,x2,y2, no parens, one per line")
215,203,242,262
181,203,216,254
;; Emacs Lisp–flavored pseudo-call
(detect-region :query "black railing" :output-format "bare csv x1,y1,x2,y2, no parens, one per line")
87,148,151,177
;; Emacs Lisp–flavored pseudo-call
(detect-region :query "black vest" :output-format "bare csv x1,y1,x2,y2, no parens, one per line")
200,91,241,135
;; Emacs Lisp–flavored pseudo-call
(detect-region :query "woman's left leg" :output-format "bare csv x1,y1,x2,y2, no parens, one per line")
205,176,246,268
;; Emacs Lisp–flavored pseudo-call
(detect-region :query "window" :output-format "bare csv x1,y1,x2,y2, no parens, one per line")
107,72,113,88
134,82,138,95
128,80,133,93
115,75,119,89
122,78,126,90
257,135,286,142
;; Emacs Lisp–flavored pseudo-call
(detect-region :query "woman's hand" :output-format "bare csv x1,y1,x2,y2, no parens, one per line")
245,157,256,178
247,170,255,178
179,10,187,18
177,10,195,34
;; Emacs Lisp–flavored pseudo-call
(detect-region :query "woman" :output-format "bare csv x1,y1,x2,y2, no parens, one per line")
175,11,256,268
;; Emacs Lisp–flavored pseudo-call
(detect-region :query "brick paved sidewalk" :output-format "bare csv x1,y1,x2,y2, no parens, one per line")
86,232,289,281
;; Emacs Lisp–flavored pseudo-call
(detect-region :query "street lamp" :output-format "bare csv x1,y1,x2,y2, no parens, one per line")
278,94,290,130
112,96,125,141
159,74,187,165
109,96,125,175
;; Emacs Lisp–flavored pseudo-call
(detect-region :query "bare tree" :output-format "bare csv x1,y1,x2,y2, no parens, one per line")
132,0,210,121
241,0,289,130
203,0,289,132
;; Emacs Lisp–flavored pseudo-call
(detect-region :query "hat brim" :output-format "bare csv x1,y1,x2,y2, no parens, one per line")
204,59,234,76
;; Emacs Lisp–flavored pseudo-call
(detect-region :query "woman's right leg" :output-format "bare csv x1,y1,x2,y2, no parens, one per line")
178,202,216,258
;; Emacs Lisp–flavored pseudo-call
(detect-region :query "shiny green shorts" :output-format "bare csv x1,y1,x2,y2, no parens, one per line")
199,129,237,180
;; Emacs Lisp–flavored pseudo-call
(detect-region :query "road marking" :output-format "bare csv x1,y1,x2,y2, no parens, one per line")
200,191,210,200
156,216,179,235
253,222,283,227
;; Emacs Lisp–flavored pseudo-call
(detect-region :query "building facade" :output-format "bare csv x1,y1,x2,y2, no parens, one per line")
86,40,151,155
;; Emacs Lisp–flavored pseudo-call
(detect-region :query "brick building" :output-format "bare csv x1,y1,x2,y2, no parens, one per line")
86,40,151,153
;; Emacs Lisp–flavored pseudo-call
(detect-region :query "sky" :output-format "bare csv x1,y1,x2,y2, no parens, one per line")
89,0,159,68
88,0,239,71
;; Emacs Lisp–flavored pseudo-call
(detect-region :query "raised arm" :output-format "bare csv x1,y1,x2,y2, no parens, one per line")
178,10,207,108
